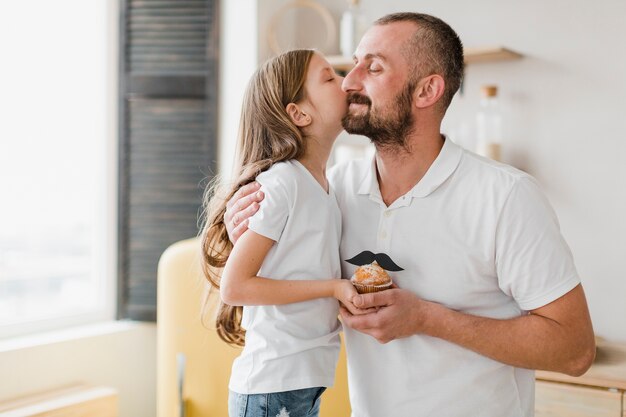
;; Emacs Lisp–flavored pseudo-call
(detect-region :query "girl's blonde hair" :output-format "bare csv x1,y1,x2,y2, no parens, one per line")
200,49,316,346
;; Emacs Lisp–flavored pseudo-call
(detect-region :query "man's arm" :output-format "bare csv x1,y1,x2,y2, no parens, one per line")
340,284,595,376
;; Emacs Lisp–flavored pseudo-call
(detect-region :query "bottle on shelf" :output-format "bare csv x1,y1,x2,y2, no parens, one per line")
340,0,366,58
475,85,502,161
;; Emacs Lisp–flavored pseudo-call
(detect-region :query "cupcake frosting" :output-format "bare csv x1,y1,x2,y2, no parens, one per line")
351,261,392,286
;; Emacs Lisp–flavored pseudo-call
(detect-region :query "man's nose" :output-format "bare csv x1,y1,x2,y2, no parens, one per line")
341,66,361,93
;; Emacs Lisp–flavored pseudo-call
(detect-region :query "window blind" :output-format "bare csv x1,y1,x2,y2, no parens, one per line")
118,0,218,320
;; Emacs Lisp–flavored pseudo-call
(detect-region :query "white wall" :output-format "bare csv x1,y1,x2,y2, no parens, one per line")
221,0,626,341
217,0,259,179
0,322,156,417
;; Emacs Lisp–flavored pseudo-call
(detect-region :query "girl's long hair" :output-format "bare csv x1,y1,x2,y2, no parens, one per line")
200,50,315,346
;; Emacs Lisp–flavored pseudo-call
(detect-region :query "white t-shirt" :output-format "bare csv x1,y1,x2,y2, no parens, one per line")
329,138,580,417
229,160,343,395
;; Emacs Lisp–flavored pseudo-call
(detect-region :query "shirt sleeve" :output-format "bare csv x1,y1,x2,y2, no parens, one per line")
247,170,291,242
495,176,580,311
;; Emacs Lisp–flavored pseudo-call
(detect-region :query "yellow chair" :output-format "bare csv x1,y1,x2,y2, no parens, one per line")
157,238,351,417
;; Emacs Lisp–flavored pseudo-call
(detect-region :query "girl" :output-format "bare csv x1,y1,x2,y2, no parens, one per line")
200,50,365,417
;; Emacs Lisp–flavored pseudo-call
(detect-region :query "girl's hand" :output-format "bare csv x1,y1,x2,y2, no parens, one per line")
333,279,375,315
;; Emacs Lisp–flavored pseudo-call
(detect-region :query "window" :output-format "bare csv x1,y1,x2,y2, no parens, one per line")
0,1,115,338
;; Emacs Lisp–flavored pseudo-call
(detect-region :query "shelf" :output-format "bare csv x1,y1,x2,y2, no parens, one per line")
463,46,523,64
327,46,523,72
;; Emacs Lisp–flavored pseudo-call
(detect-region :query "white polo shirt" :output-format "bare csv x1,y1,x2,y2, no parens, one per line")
229,160,342,395
329,138,580,417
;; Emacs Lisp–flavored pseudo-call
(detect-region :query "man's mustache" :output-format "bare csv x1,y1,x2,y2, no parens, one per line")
345,251,404,271
347,92,372,106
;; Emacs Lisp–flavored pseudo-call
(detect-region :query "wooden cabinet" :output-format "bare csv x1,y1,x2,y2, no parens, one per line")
0,384,117,417
536,341,626,417
535,381,622,417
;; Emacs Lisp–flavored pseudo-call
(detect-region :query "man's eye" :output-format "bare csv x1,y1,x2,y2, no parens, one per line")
368,66,382,73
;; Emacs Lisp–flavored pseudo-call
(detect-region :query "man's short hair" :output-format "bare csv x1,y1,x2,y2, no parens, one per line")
375,13,464,112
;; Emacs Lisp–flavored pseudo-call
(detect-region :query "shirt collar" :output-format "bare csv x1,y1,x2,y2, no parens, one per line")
357,136,463,199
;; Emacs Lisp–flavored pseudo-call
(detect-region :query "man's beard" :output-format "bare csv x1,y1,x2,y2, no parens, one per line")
341,81,416,150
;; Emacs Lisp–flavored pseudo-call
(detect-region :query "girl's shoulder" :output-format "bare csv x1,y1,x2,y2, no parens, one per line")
255,161,299,193
258,160,296,175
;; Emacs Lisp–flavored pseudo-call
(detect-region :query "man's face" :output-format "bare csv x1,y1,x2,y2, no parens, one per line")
341,22,418,148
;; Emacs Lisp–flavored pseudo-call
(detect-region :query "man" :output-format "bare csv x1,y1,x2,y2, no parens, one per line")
225,12,595,417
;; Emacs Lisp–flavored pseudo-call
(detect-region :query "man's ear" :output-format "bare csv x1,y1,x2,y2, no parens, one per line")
286,102,312,127
413,75,445,109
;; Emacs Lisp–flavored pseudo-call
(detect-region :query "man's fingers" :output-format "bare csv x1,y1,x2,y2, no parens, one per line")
342,301,376,316
225,186,262,244
226,182,260,210
339,305,378,330
230,219,249,244
236,201,260,225
353,290,393,309
339,306,357,325
342,303,361,316
353,306,378,315
229,191,264,225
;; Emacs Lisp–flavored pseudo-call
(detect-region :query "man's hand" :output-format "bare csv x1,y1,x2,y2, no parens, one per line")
334,280,378,317
339,288,435,343
342,284,595,376
225,182,264,244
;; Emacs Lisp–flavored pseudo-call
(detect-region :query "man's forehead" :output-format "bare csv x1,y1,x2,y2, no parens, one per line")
357,22,416,57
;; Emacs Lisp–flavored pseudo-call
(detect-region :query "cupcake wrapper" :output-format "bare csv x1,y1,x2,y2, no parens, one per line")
352,281,393,294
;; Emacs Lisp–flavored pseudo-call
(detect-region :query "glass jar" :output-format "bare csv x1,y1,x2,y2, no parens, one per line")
476,85,502,161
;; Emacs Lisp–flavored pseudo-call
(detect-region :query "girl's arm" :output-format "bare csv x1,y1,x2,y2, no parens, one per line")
220,229,366,314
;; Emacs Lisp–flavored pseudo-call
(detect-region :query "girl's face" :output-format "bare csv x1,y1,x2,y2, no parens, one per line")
300,53,347,136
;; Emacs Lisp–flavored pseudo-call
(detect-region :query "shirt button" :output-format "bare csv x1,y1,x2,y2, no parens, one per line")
380,231,388,239
384,211,392,218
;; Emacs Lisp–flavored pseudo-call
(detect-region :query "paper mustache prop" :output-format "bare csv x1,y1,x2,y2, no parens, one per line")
345,251,404,271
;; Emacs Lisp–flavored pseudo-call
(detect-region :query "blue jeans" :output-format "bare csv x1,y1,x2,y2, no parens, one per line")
229,387,326,417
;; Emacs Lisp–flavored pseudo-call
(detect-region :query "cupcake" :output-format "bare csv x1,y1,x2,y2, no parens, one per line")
350,261,393,294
